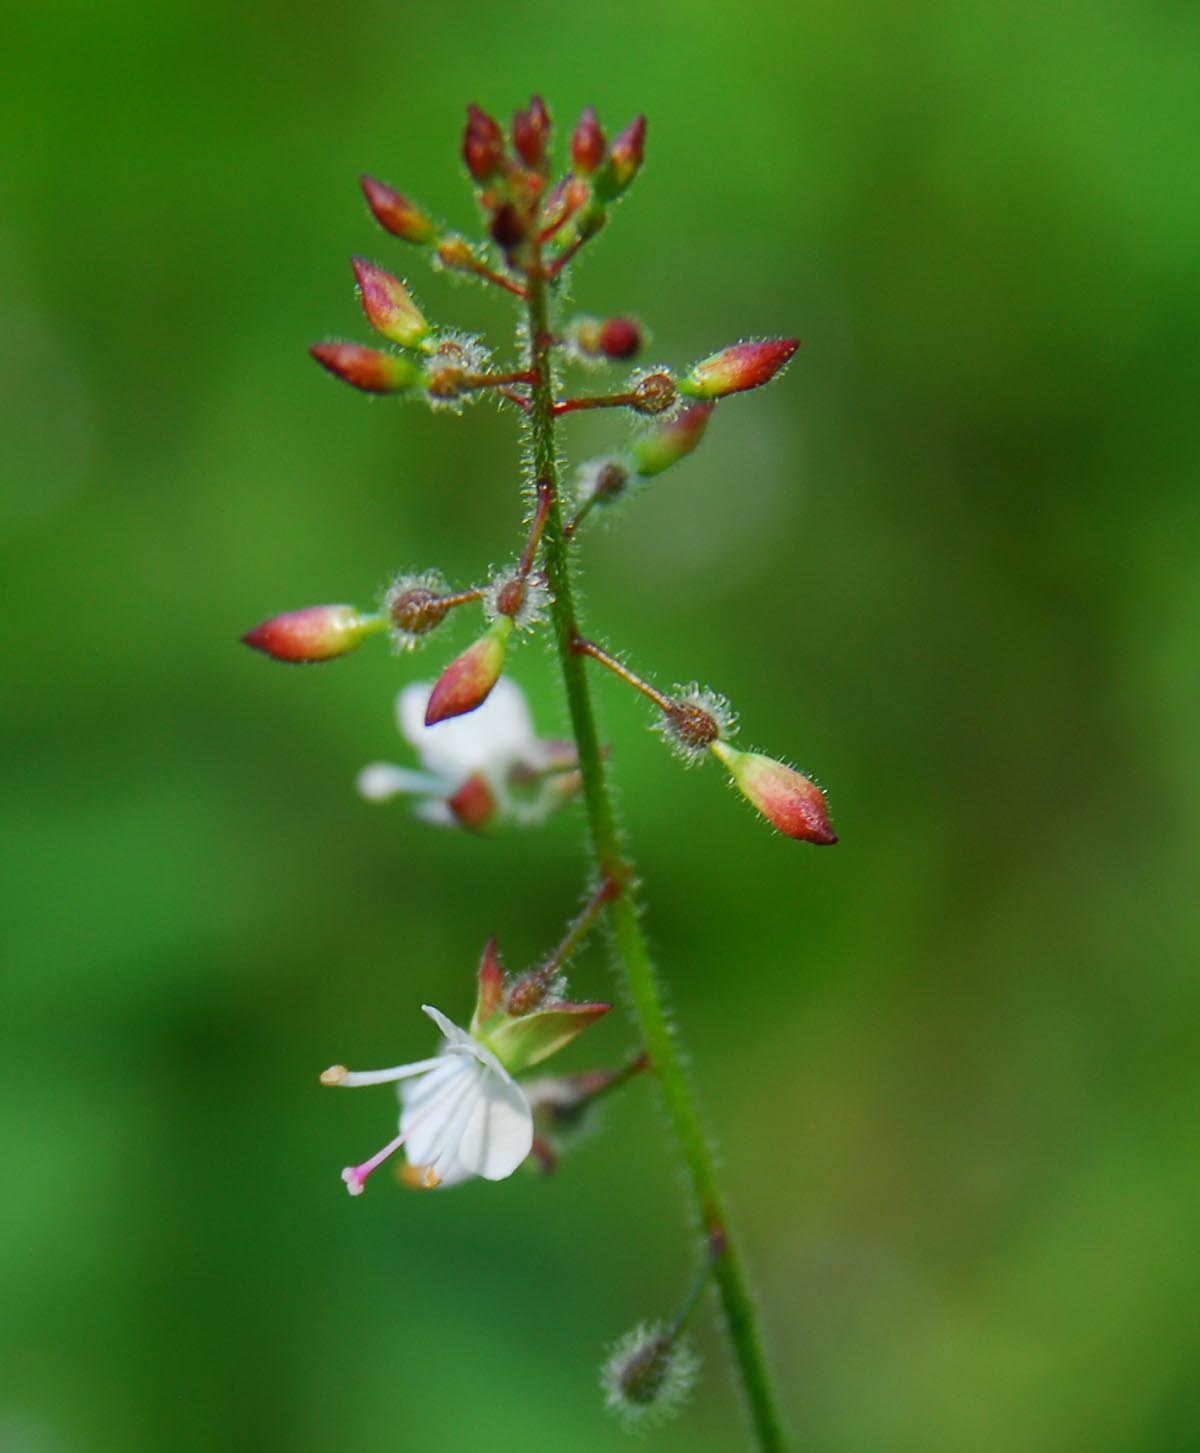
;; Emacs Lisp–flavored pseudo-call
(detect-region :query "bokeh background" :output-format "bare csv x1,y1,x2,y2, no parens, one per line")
4,1,1198,1449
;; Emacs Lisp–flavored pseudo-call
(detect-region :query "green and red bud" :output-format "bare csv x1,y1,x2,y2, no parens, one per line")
710,741,836,844
607,115,646,192
679,339,799,400
241,604,381,663
310,342,420,394
631,402,714,477
571,106,606,175
424,616,512,725
512,94,552,170
351,258,430,349
359,176,437,246
463,103,507,183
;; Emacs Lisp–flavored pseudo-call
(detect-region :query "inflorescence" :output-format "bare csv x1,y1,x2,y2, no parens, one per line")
243,96,831,1445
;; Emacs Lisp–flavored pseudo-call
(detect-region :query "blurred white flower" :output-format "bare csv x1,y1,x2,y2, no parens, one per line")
321,1004,534,1193
357,677,580,829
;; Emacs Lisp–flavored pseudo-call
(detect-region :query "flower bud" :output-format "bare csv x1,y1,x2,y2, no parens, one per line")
463,103,506,183
602,1321,698,1430
351,258,429,349
241,604,379,663
710,741,836,844
679,339,799,399
607,115,646,192
488,202,528,267
571,105,606,175
359,176,437,245
424,617,512,725
630,370,678,416
309,342,420,394
512,95,551,170
599,316,641,359
631,402,714,478
572,316,642,360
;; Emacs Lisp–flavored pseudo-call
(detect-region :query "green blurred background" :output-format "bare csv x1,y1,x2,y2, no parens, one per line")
4,1,1198,1448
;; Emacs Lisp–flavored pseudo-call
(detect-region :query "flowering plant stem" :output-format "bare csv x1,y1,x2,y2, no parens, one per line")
525,250,788,1452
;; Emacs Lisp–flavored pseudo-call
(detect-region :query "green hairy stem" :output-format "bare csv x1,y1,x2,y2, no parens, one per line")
524,248,789,1453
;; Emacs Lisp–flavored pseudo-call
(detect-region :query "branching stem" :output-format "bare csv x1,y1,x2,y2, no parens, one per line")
572,637,675,714
524,245,788,1453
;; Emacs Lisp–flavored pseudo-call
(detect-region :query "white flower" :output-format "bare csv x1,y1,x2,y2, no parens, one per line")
357,677,580,829
321,1004,534,1193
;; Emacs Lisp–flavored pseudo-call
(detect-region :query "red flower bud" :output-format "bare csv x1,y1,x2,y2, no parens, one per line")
359,176,437,246
463,103,506,183
424,618,512,725
351,258,429,349
710,742,836,844
571,106,606,175
489,202,528,265
680,339,799,400
309,342,420,394
598,316,641,359
241,604,378,663
608,115,646,191
631,402,714,477
512,94,552,170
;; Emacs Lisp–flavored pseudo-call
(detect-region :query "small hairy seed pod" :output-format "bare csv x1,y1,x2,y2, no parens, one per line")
631,371,677,415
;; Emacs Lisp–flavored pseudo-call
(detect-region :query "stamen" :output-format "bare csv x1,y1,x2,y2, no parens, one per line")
322,1056,447,1088
341,1129,409,1195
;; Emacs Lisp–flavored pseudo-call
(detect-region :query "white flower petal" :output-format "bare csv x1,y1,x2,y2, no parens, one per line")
454,1071,534,1181
411,798,456,828
397,678,538,781
420,1004,515,1084
400,1059,480,1167
357,762,446,802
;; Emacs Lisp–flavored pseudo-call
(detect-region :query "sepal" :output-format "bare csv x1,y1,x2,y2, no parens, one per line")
487,1001,612,1075
471,937,505,1033
445,771,497,831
